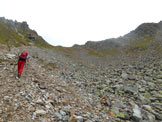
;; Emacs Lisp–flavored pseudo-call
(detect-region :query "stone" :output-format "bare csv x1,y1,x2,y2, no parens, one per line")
35,110,46,115
75,115,84,122
128,75,137,80
39,83,46,89
54,112,63,120
5,54,16,59
0,109,2,114
144,76,151,82
69,115,84,122
36,98,44,105
28,104,35,112
132,105,142,121
139,88,145,92
60,110,66,116
142,105,154,113
154,113,162,120
61,99,68,106
45,105,50,109
123,86,138,94
156,75,162,79
121,72,128,80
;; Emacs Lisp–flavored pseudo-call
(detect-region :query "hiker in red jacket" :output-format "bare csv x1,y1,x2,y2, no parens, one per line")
17,51,29,78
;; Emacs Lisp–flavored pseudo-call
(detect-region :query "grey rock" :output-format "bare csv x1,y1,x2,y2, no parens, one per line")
5,54,16,59
59,110,66,116
156,75,162,79
128,75,137,80
35,110,46,115
74,115,84,122
121,72,128,80
142,110,156,122
132,104,142,121
54,112,63,120
144,76,151,82
0,109,2,114
139,88,145,92
123,86,138,94
154,113,162,120
142,105,154,113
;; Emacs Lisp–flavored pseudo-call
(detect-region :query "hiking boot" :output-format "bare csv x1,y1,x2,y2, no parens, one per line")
18,74,21,78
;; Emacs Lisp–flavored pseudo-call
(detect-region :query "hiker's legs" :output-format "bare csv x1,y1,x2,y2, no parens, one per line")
18,60,26,76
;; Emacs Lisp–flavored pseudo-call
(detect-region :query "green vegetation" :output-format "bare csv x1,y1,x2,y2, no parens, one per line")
33,42,53,48
88,50,103,57
154,42,162,52
53,46,73,53
102,48,119,55
88,48,119,57
133,36,153,50
0,58,3,63
0,21,53,48
144,92,152,98
47,62,57,68
53,46,66,51
38,58,44,63
125,36,154,55
43,62,57,70
0,22,25,46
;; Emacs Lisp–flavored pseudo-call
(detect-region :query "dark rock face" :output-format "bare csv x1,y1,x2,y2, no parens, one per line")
134,23,161,37
27,34,36,40
20,21,29,30
0,17,29,31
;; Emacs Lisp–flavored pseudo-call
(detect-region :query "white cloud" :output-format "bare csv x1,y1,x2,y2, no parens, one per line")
0,0,162,47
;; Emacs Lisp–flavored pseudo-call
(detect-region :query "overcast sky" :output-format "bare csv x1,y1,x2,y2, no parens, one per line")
0,0,162,47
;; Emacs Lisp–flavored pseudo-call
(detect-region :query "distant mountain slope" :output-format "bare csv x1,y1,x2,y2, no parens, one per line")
83,21,162,51
0,17,52,48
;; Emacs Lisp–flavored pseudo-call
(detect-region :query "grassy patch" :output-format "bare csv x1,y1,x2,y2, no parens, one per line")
102,48,119,55
43,62,57,70
47,62,57,68
38,58,44,63
133,36,153,50
54,46,73,52
88,50,103,57
0,21,52,48
125,36,154,55
144,92,152,99
34,42,53,48
0,58,3,63
154,42,162,52
88,48,119,57
53,46,65,51
0,22,27,46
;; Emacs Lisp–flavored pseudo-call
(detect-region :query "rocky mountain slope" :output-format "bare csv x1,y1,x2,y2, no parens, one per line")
0,18,162,121
0,17,51,48
0,44,162,122
83,21,162,52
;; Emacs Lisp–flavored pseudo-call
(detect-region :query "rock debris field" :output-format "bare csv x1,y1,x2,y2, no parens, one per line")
0,46,162,122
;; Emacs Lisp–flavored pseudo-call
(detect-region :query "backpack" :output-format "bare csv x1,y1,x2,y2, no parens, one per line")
19,51,28,59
